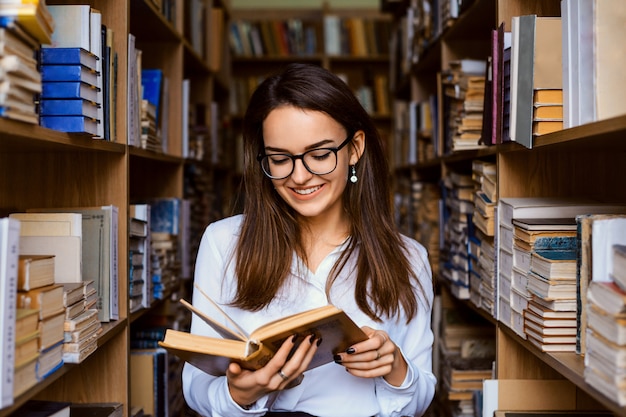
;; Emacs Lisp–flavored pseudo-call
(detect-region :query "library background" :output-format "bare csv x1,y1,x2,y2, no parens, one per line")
0,0,624,416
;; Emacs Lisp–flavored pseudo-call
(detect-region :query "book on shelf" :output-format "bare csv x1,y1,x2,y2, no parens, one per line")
526,333,576,352
18,236,82,283
40,99,99,119
41,82,99,103
587,281,626,316
575,214,626,355
613,244,626,292
159,294,367,376
62,331,98,364
17,283,65,321
526,299,576,318
524,318,576,337
41,64,98,86
13,400,72,417
586,303,626,346
13,354,37,398
16,308,39,342
45,4,90,51
38,311,64,351
533,103,563,120
530,250,577,280
590,215,626,284
0,2,54,45
130,348,169,417
586,327,626,368
14,328,38,369
524,308,576,329
509,15,561,148
37,341,63,380
532,120,563,136
40,47,98,70
513,217,577,232
9,212,82,237
29,206,119,322
18,254,55,291
530,294,577,312
526,271,576,301
562,0,626,127
583,363,626,406
40,115,99,135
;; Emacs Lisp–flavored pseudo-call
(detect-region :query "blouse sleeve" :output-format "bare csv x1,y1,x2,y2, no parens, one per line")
182,218,273,416
373,239,437,417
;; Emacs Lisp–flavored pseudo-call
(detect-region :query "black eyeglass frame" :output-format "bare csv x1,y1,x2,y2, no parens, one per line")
257,134,354,180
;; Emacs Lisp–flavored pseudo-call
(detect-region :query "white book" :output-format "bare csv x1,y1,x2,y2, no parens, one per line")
9,212,82,237
28,206,119,322
19,236,82,283
45,5,91,50
0,217,20,408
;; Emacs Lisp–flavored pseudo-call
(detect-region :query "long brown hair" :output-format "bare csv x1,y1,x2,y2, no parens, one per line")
233,63,428,322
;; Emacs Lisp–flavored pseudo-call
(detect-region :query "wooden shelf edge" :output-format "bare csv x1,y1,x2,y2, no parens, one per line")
0,319,128,417
129,146,183,164
0,119,126,154
499,324,626,416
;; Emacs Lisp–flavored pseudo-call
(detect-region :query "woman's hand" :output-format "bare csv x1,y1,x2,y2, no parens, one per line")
333,326,408,386
227,334,320,409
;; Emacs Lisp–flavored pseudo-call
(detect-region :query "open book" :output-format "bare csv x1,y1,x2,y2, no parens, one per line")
158,286,367,376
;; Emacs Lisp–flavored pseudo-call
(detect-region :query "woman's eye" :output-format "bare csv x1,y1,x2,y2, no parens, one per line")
269,155,291,165
309,150,332,161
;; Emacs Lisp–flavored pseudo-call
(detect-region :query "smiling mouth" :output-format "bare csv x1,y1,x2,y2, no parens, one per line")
293,185,322,195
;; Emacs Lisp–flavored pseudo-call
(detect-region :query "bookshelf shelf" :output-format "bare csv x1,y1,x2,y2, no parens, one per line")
0,0,231,416
389,0,626,415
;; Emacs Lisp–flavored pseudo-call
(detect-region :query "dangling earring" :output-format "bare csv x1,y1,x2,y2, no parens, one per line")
350,165,358,183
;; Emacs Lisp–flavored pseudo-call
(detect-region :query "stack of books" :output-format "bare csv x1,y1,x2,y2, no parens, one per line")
442,59,488,153
440,171,475,299
130,204,152,312
0,20,41,124
39,47,100,135
509,217,577,339
524,249,578,352
583,217,626,406
532,89,563,136
15,255,65,396
472,160,496,237
63,307,100,364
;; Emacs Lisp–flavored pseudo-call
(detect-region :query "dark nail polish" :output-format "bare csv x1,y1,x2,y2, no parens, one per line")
333,354,342,363
346,347,356,354
316,338,323,347
309,333,316,344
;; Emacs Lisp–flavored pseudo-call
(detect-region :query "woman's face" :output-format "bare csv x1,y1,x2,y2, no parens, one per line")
261,105,362,222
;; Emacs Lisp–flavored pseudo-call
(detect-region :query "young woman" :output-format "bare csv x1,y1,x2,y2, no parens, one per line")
182,63,436,417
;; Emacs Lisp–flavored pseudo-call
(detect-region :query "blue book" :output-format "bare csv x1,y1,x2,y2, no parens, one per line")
39,99,99,119
141,69,163,121
532,236,577,252
150,198,180,235
40,47,97,70
40,115,98,135
41,81,99,102
41,64,98,87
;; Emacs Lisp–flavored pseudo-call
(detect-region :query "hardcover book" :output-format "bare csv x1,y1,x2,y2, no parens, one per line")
41,64,98,86
40,115,99,135
40,47,97,70
40,99,99,119
18,254,55,291
159,293,367,376
41,81,99,102
1,217,20,407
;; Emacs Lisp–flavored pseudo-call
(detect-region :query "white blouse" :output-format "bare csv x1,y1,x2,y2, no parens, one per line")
182,215,436,417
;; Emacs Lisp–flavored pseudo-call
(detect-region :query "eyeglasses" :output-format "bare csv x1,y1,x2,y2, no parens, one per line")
257,134,354,180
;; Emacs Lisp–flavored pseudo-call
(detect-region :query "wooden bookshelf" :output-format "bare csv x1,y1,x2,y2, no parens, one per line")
0,0,231,416
228,7,394,173
387,0,626,415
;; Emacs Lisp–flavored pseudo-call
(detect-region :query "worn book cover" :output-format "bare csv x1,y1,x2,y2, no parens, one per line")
159,301,367,376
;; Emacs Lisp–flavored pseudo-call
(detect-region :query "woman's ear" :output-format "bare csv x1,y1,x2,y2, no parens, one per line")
350,130,365,165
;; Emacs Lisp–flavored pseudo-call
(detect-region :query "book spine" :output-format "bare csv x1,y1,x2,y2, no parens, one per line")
109,206,119,321
0,218,20,407
40,99,99,119
41,64,97,86
41,82,99,102
40,115,98,135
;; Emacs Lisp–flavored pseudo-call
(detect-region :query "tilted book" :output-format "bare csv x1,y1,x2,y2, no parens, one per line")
159,296,367,377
